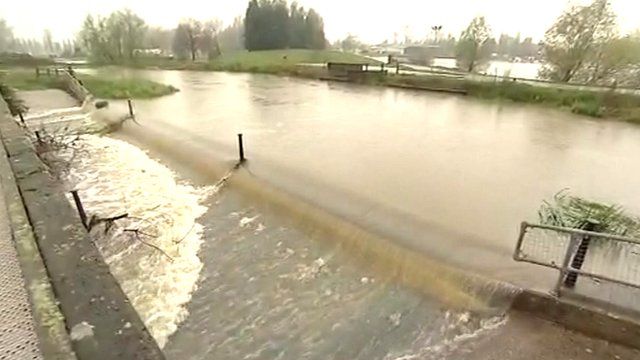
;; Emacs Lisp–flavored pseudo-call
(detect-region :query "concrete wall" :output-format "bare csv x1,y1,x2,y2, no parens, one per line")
0,97,164,359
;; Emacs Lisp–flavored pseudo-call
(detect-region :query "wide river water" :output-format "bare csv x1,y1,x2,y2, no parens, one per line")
31,70,640,358
97,69,640,266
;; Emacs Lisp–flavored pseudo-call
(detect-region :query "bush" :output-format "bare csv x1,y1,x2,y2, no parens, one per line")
571,100,603,117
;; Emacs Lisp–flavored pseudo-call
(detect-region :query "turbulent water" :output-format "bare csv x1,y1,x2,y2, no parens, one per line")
62,134,215,348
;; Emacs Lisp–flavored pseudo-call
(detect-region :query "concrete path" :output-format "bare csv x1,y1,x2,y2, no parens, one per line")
0,179,43,359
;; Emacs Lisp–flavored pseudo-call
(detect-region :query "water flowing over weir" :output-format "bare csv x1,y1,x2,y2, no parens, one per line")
61,135,216,348
58,132,518,359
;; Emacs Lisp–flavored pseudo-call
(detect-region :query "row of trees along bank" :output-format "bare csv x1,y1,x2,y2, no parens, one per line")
74,0,326,62
454,0,640,87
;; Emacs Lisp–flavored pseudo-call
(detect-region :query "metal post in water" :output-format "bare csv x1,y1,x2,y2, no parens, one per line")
18,112,25,126
127,99,134,118
71,190,89,230
396,62,400,75
35,131,42,143
35,67,40,77
564,221,599,289
237,133,245,163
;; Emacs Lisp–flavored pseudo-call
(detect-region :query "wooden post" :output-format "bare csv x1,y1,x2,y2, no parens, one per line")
35,131,42,143
381,63,385,73
55,68,59,76
396,62,400,75
127,99,134,118
18,112,25,126
46,68,51,76
237,133,245,163
35,67,40,77
71,190,89,230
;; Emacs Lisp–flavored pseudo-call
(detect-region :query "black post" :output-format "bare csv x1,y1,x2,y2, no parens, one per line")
71,190,89,230
127,99,134,118
46,68,51,76
35,67,40,77
55,68,59,76
35,131,42,143
564,221,598,288
396,62,400,75
237,133,245,163
18,112,25,126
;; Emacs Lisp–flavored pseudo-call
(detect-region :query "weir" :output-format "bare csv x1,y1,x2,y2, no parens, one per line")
2,69,640,359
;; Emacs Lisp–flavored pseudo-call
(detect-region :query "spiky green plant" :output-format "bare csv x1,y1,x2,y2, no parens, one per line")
538,190,640,237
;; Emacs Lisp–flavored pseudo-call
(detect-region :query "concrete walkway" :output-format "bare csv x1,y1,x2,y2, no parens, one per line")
0,178,43,359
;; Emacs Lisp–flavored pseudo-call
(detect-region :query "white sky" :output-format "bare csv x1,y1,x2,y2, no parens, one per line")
1,0,638,43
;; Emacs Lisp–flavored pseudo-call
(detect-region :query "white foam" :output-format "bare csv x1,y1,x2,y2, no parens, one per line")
63,134,216,348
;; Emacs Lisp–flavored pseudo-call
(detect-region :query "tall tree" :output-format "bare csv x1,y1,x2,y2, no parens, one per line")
539,0,617,82
304,9,326,49
42,29,54,54
218,17,244,53
78,10,147,61
173,20,201,61
244,0,326,51
0,19,13,52
455,16,492,72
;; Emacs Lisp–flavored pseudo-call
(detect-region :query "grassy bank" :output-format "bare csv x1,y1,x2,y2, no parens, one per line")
349,72,640,123
122,49,380,73
0,68,178,99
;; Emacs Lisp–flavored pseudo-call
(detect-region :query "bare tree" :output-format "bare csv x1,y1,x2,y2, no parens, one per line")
455,16,492,73
539,0,617,83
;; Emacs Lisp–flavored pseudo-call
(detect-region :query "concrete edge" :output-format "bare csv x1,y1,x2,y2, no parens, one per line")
0,98,165,359
511,289,640,350
0,119,77,360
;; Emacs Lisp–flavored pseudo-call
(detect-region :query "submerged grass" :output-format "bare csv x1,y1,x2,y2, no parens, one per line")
538,190,640,236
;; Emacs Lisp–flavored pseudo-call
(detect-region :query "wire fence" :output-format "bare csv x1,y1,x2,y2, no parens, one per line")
514,222,640,307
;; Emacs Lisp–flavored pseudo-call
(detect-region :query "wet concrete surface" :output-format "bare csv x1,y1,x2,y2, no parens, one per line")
18,89,78,114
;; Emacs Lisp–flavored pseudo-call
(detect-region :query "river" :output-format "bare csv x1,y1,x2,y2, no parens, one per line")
89,69,640,279
29,69,640,358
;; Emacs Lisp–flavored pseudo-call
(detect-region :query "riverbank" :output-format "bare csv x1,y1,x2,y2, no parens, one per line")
0,68,178,100
108,49,640,123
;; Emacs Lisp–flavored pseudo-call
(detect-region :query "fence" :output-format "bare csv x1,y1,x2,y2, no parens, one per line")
514,222,640,297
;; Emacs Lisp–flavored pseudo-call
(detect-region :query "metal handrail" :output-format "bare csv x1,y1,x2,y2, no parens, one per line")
514,222,640,295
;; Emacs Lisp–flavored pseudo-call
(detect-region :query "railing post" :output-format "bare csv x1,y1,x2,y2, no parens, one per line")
564,221,599,288
554,233,581,295
71,190,89,230
396,62,400,75
237,133,245,163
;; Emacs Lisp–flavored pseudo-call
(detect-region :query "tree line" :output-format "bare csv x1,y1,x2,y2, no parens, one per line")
244,0,326,51
451,0,640,86
0,19,77,57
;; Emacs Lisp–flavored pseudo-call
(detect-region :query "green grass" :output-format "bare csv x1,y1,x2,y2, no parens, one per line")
77,75,178,99
0,68,178,100
119,49,380,74
378,74,640,122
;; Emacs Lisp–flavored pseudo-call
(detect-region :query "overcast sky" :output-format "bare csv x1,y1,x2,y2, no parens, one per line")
1,0,638,43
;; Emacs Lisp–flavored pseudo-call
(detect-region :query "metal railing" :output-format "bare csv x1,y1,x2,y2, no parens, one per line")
514,222,640,295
